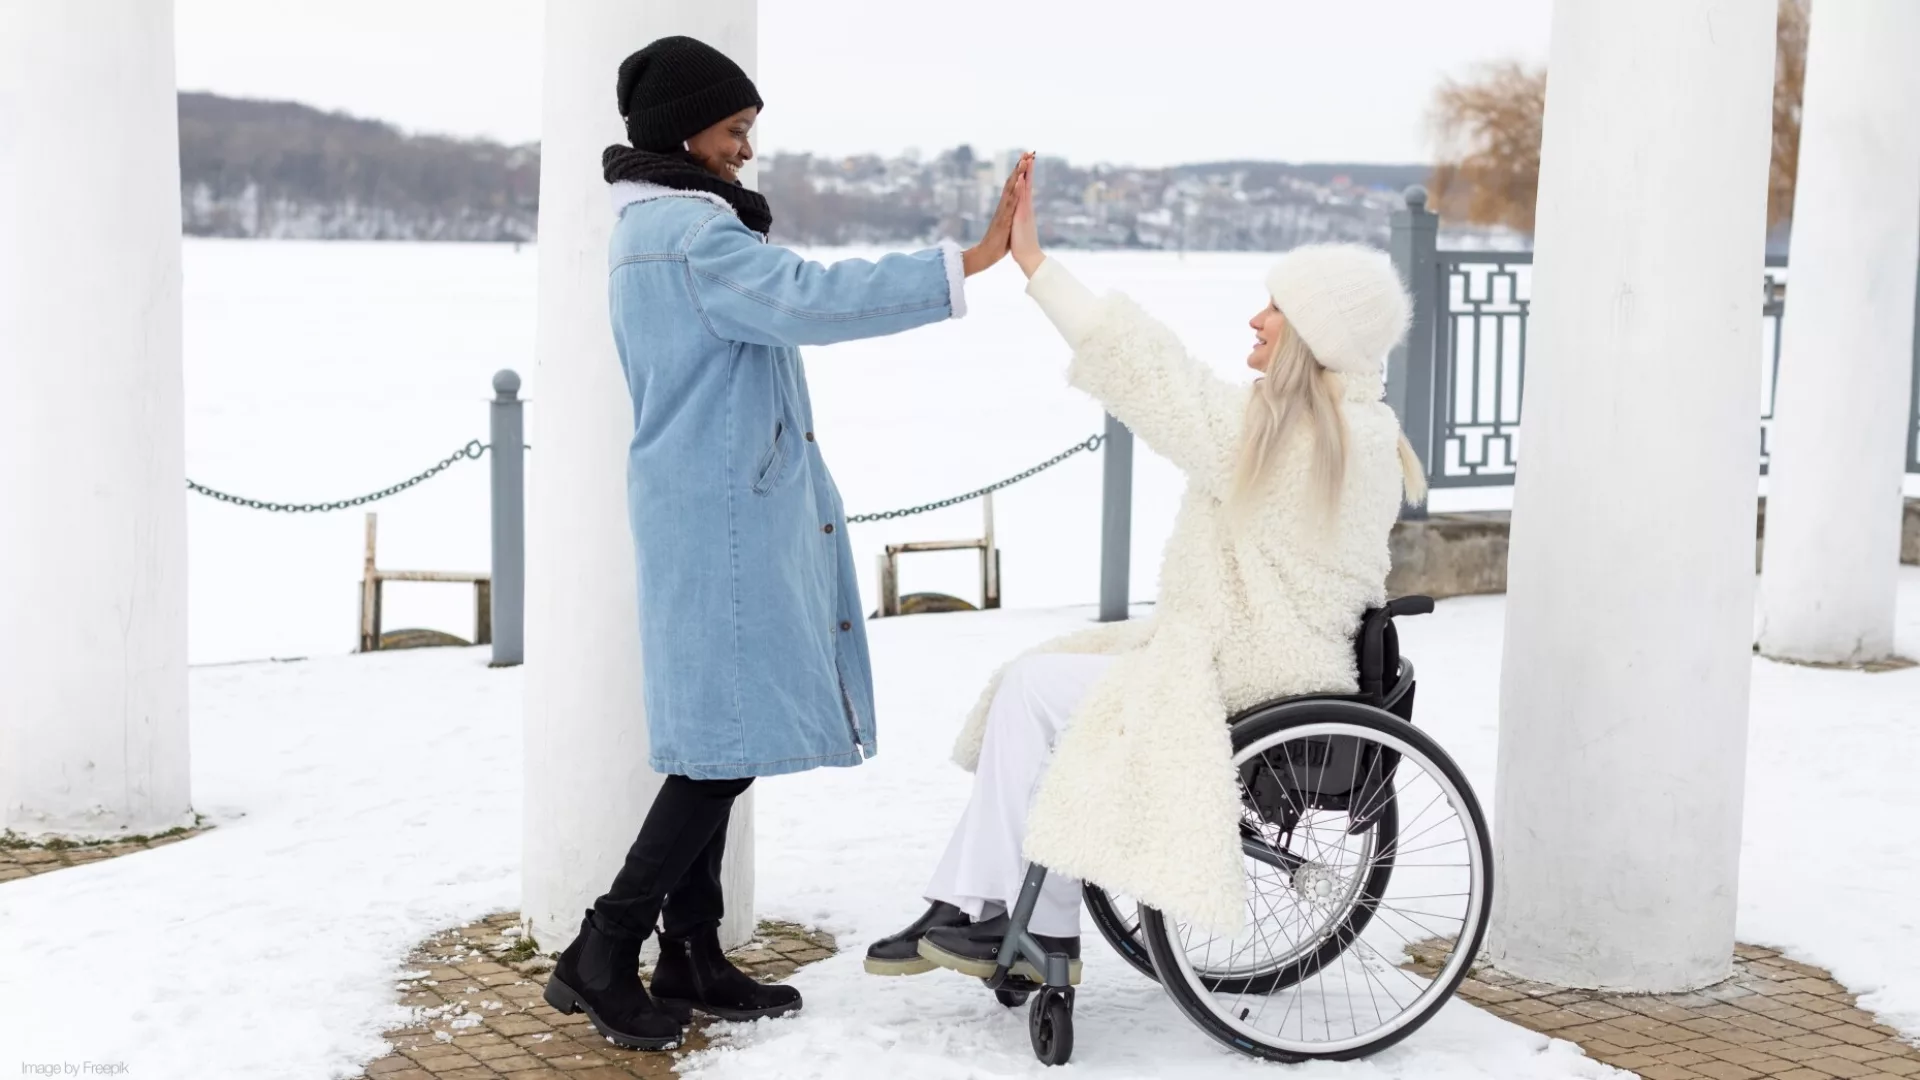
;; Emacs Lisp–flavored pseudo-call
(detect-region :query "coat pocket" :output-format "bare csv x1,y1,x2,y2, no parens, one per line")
751,420,789,495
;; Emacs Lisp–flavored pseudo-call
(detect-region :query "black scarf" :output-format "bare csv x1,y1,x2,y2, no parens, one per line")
602,145,772,235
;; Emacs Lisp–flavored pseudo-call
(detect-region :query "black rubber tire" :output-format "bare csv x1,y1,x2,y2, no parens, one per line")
1028,989,1075,1067
994,987,1030,1009
1083,883,1158,983
1141,700,1493,1064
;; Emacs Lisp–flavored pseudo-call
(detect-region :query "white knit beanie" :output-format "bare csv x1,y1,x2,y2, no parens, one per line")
1264,243,1412,376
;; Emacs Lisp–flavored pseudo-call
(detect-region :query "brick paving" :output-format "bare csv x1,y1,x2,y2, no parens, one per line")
349,911,837,1079
0,824,210,882
1411,941,1920,1079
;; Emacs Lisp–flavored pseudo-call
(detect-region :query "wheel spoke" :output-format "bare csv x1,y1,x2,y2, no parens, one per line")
1150,713,1489,1060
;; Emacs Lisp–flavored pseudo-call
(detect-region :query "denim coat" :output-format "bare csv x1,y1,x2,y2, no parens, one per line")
607,181,965,779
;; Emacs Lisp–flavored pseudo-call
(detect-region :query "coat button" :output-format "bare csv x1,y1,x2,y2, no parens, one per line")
839,621,852,632
823,523,835,534
804,431,815,442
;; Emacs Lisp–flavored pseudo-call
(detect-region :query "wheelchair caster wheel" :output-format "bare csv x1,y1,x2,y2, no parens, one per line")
1028,987,1074,1066
994,987,1030,1009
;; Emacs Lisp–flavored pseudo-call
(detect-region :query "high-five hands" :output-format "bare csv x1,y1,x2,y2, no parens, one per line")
1010,155,1043,279
962,152,1036,277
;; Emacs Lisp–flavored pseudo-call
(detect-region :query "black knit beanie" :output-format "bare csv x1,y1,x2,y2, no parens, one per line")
616,36,763,152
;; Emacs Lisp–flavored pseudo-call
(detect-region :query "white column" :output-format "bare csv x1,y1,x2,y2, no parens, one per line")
523,0,758,952
0,2,192,839
1757,1,1920,665
1491,0,1775,991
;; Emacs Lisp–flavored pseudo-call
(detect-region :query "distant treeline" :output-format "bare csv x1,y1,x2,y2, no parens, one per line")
178,92,539,241
177,92,1433,247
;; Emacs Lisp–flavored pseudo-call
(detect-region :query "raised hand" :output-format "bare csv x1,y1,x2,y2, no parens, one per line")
963,152,1035,276
1011,157,1043,278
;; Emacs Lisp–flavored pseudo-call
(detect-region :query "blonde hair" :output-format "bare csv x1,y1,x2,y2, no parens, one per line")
1231,321,1430,516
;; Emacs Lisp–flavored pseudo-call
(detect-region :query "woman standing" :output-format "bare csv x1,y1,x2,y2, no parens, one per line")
542,35,1027,1051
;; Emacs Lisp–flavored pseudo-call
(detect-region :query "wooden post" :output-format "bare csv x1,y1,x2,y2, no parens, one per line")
877,551,900,617
475,579,493,647
982,493,1000,609
359,512,379,653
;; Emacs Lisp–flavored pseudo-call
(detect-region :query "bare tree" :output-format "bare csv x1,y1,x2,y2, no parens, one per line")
1427,0,1808,235
1427,61,1545,233
1770,0,1808,228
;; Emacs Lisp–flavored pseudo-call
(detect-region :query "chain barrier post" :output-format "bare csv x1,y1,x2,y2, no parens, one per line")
1098,413,1133,622
1387,185,1439,522
490,370,526,667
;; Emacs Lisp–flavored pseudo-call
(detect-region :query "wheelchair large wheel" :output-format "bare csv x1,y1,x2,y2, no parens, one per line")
1142,700,1492,1063
1084,800,1395,994
1084,883,1158,982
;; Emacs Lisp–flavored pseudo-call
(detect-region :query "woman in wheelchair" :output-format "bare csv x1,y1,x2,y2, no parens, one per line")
865,168,1430,987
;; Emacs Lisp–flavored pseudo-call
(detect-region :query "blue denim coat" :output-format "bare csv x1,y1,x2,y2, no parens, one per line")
606,182,964,779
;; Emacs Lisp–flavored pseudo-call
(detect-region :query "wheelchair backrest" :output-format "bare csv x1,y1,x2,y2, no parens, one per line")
1355,595,1433,704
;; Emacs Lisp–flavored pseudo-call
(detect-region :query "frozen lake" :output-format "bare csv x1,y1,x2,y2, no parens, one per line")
192,239,1847,665
182,239,1496,664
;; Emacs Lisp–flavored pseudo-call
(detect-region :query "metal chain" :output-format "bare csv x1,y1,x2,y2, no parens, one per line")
183,431,1104,520
185,440,488,513
847,433,1104,524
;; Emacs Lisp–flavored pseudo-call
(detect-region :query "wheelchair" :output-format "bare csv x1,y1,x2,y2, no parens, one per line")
971,596,1494,1066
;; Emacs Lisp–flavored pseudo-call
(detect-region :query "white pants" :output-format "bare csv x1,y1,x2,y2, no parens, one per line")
923,653,1117,938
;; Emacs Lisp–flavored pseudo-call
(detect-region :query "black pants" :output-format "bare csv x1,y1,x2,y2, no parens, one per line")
593,775,753,941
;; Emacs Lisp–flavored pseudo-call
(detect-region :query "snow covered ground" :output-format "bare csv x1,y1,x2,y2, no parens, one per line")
4,570,1916,1079
7,240,1909,1076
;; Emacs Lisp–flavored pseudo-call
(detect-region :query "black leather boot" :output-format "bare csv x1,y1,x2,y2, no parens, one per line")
864,902,971,976
543,911,685,1050
651,927,803,1022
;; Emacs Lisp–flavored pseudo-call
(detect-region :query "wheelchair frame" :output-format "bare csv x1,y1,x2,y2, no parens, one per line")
973,596,1473,1068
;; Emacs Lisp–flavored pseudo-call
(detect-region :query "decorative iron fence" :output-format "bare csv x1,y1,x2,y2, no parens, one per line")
1385,188,1920,500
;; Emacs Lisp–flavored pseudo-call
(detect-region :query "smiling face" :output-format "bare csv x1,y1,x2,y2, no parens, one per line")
1248,301,1288,373
685,106,758,183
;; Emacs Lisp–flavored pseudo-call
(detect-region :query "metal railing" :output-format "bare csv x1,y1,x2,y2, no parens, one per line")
1386,186,1920,510
188,370,1141,651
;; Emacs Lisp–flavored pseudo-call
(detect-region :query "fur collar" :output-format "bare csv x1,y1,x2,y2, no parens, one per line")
609,180,742,221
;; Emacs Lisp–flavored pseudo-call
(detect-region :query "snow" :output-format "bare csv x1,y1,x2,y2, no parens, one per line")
4,241,1909,1076
177,240,1919,667
0,647,522,1076
5,570,1918,1078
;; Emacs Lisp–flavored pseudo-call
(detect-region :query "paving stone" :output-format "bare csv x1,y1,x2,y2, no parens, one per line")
1826,1046,1898,1064
1776,1069,1840,1080
1805,1057,1884,1079
1771,1043,1845,1063
1525,1010,1592,1032
1830,1026,1892,1047
1697,1053,1766,1068
1640,1065,1706,1080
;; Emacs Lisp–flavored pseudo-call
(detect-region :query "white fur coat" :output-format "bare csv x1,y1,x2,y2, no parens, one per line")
950,261,1407,935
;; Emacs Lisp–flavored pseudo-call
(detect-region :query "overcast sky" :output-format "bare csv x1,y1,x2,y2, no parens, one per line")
173,0,1551,166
